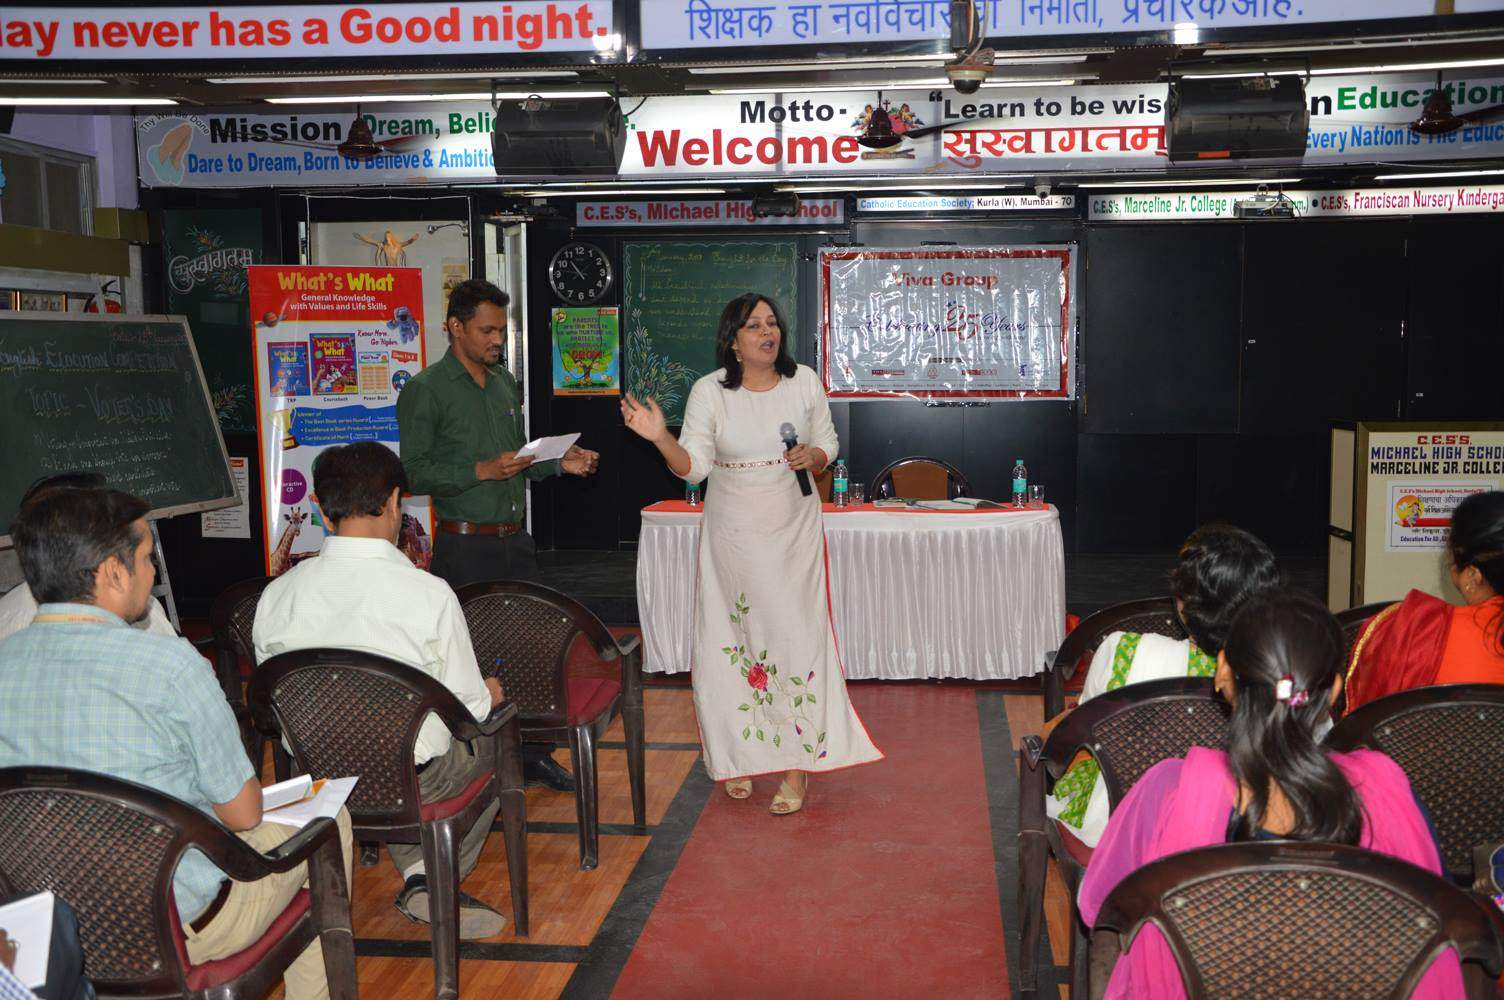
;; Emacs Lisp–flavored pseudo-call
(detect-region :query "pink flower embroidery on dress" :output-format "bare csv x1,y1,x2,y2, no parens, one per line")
725,593,826,761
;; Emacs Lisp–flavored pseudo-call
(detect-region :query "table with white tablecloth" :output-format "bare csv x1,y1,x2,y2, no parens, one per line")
635,501,1066,681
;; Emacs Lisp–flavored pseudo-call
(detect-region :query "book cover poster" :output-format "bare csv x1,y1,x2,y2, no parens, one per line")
267,342,310,397
311,335,357,394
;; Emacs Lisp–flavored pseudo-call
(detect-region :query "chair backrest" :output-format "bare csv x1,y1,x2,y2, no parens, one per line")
1046,678,1231,804
1326,683,1504,883
1052,596,1188,681
253,648,475,827
457,581,621,728
209,576,274,662
0,767,230,995
872,456,971,501
1091,840,1504,1000
1334,600,1392,659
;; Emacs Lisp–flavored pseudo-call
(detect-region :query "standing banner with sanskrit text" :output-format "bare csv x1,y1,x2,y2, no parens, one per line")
249,264,431,576
820,246,1076,400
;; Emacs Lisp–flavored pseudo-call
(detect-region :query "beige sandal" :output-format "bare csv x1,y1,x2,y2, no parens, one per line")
725,778,753,800
770,773,808,815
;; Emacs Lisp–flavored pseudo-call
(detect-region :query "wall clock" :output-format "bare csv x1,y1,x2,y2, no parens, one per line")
549,242,612,305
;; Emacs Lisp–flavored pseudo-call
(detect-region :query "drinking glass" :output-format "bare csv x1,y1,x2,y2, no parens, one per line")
849,482,866,506
1029,484,1045,508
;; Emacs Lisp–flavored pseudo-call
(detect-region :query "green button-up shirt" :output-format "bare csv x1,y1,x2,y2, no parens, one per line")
397,348,559,525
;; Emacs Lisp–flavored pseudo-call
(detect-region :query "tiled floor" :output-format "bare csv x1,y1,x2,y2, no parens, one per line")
266,681,1078,999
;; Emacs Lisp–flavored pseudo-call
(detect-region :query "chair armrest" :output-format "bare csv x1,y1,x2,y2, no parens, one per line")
190,635,217,651
448,700,519,741
615,633,642,658
1021,734,1045,770
195,815,344,881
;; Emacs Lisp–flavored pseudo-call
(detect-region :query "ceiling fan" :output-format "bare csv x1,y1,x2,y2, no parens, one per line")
1410,72,1504,134
853,91,999,150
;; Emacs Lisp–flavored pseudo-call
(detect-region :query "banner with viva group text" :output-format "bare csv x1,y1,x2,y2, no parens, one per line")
820,246,1076,400
249,264,431,576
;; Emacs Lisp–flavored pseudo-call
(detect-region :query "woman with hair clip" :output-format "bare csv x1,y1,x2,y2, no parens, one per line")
622,293,882,815
1078,590,1461,998
1346,490,1504,714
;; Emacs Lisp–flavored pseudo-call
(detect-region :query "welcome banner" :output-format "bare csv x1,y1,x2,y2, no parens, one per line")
137,72,1504,187
249,264,431,576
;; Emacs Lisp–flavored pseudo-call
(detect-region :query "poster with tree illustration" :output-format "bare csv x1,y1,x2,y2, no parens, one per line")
623,241,798,424
163,209,263,433
551,307,620,396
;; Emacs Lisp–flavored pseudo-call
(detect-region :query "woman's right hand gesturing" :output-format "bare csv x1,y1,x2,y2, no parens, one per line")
621,392,668,443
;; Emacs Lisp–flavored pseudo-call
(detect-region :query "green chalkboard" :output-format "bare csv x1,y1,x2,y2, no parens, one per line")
0,314,236,540
623,241,799,424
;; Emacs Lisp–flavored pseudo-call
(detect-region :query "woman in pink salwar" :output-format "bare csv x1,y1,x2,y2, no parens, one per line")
1078,591,1463,999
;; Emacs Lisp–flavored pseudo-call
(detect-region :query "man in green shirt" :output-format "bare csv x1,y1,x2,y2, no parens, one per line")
398,278,598,790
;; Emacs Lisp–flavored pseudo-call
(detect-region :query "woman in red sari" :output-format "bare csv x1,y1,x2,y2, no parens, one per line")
1345,490,1504,713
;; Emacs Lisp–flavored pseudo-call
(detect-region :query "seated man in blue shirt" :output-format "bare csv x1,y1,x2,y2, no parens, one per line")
0,488,353,1000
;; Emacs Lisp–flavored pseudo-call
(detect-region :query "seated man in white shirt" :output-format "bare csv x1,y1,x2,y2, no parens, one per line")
0,473,175,643
252,441,508,939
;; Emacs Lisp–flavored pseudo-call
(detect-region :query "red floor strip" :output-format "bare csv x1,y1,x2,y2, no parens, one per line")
611,684,1010,999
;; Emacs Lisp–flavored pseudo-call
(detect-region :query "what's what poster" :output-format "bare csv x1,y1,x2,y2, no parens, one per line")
552,306,620,396
249,264,430,576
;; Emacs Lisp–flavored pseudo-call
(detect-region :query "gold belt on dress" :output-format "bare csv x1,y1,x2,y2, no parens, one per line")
713,457,787,470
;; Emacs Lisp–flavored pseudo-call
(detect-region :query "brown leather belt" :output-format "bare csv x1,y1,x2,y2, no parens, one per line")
439,519,521,537
190,879,232,932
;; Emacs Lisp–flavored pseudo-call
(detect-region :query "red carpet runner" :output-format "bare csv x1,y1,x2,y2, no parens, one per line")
611,685,1010,998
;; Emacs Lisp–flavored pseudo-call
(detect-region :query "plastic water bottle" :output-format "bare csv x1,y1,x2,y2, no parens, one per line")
685,480,700,506
833,460,849,507
1011,458,1028,508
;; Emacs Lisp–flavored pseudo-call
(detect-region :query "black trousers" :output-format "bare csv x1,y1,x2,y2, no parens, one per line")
430,530,541,587
430,530,555,767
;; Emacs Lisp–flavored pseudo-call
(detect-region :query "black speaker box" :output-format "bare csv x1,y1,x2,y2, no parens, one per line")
1165,77,1309,161
491,96,624,177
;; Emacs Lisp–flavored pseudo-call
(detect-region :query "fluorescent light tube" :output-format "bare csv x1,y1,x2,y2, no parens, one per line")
1080,177,1301,188
209,71,577,84
0,97,177,106
706,78,1077,94
1373,168,1504,180
517,188,728,196
265,90,609,104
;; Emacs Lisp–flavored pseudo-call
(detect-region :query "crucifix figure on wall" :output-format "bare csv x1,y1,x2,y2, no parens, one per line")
353,229,421,267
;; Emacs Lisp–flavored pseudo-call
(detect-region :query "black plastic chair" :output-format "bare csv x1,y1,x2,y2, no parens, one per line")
458,581,645,871
0,766,354,1000
1018,677,1230,999
871,455,971,501
1335,599,1393,657
206,577,284,779
1326,683,1504,885
1089,840,1504,999
1040,597,1188,720
252,648,528,1000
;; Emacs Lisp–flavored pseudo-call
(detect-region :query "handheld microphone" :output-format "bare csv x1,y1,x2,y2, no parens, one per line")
779,422,813,497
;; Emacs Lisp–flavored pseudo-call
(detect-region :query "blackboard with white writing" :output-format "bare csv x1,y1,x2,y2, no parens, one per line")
0,314,236,540
623,241,799,425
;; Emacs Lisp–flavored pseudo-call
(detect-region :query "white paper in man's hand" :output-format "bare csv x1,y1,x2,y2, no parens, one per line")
264,777,359,829
0,890,54,988
516,433,581,464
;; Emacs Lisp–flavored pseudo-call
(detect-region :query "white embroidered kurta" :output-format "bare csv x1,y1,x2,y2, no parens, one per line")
678,365,883,780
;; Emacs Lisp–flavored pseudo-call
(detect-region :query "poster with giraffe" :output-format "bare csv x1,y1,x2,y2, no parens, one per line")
249,264,431,576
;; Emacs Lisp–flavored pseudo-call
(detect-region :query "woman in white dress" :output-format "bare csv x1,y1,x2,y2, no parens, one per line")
622,293,883,814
